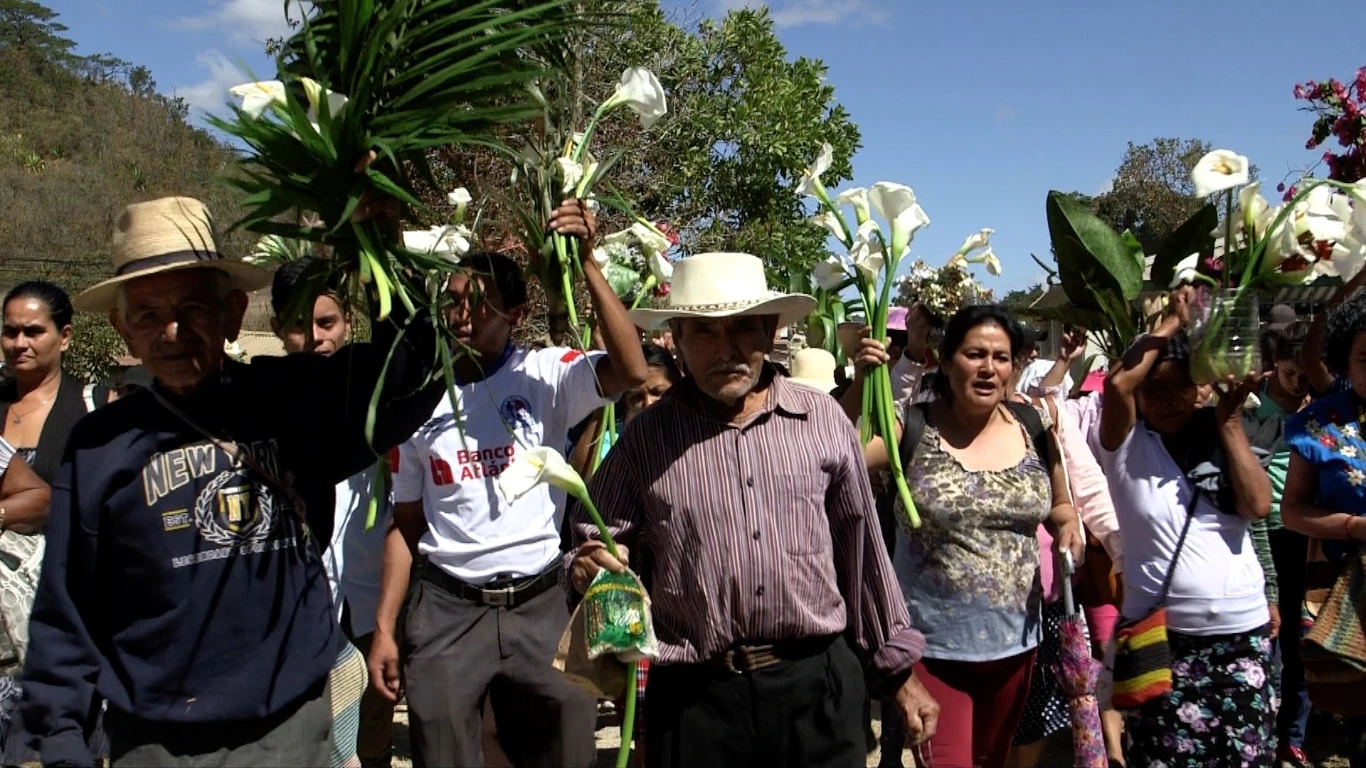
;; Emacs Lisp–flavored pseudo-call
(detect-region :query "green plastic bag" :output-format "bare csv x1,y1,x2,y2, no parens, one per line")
582,569,658,662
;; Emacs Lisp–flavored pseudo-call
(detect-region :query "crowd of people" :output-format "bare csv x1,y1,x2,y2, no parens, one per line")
0,192,1364,768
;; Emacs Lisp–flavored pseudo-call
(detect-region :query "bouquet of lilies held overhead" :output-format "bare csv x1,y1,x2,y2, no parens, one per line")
801,143,998,528
504,66,669,348
895,236,1000,319
1171,150,1366,383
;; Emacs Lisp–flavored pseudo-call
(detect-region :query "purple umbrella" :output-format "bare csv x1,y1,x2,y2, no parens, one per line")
1056,551,1107,768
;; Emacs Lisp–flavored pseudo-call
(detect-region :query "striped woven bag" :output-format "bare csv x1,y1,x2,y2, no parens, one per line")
1110,491,1199,711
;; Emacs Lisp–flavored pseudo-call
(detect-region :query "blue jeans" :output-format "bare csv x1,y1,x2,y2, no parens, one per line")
1270,528,1311,750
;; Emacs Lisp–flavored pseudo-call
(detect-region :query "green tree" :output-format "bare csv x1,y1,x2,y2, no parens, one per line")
1087,138,1217,255
1001,284,1046,313
0,0,74,64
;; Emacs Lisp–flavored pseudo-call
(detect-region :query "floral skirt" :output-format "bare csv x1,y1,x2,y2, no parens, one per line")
1124,626,1275,768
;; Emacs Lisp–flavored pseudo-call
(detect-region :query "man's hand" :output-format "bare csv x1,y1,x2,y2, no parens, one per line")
570,540,629,593
351,150,402,240
367,629,404,703
1268,603,1281,640
894,672,940,745
1215,372,1265,425
549,198,598,254
1162,284,1196,330
1058,327,1087,363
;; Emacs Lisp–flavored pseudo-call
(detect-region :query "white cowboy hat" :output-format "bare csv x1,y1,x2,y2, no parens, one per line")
74,196,272,313
788,348,838,393
627,252,815,330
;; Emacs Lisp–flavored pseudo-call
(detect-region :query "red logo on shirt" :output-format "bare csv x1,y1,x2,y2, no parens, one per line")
430,456,455,486
428,445,518,486
388,447,401,475
560,350,583,363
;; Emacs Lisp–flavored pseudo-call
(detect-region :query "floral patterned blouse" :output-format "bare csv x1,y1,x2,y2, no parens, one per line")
1285,388,1366,560
892,421,1053,661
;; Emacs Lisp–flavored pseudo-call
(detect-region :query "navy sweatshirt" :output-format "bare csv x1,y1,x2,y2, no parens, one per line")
21,320,442,767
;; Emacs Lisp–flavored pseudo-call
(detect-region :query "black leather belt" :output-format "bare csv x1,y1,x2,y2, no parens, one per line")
705,634,837,674
422,561,561,609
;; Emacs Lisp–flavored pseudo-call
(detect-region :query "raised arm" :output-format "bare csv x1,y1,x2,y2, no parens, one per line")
549,200,647,399
1100,288,1191,452
1303,270,1366,395
1214,377,1273,521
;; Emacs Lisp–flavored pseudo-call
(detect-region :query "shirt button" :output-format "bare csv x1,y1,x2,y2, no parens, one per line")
752,531,761,540
756,585,765,597
746,477,754,487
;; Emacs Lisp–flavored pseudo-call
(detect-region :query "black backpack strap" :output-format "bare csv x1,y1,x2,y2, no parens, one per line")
1006,400,1053,469
897,400,931,468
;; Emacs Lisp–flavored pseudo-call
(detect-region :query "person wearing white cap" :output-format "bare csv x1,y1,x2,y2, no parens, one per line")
567,252,939,768
787,347,839,394
20,196,444,767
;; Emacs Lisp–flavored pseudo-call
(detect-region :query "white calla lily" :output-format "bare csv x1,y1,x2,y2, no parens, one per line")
229,80,287,119
630,221,672,257
945,252,968,271
498,446,588,504
849,220,885,284
812,211,848,245
812,256,848,291
835,187,872,224
1191,149,1250,197
592,247,612,267
957,228,994,256
299,77,348,120
447,187,472,207
1169,253,1201,289
979,248,1002,277
648,251,673,284
1331,238,1366,281
606,67,668,129
868,182,929,260
403,226,470,259
798,143,833,198
556,156,584,195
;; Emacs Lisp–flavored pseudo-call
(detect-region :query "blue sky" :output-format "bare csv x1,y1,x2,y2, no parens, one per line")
47,0,1366,293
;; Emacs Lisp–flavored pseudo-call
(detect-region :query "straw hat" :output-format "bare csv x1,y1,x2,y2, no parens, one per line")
788,348,838,393
628,252,815,330
74,197,272,312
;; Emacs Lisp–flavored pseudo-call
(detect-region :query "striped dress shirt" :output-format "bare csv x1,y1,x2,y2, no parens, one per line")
573,370,926,688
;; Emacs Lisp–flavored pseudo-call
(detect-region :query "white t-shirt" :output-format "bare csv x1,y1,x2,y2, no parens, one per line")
394,346,609,584
322,462,392,638
1016,358,1073,397
1099,424,1268,635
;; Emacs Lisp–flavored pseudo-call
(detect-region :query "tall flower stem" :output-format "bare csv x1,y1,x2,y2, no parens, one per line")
616,662,640,768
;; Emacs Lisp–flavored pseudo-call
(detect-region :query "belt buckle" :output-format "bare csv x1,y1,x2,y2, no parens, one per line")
722,648,744,674
481,585,514,607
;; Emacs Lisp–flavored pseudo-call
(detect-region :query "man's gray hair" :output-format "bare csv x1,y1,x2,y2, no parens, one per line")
114,268,233,320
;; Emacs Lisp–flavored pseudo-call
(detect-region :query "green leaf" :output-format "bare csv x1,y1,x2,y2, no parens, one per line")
1151,203,1216,290
1046,191,1144,301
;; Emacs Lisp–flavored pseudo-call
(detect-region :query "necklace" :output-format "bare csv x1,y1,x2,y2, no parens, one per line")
8,382,59,425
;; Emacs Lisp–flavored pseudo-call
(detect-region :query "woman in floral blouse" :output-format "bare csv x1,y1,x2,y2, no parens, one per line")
857,305,1084,768
1281,293,1366,767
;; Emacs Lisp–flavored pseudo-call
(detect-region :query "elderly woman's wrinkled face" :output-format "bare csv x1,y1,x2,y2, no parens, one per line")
111,270,246,395
673,315,776,406
1138,359,1199,436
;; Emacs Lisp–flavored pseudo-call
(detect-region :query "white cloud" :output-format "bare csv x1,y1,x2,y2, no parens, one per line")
172,50,245,116
171,0,296,47
713,0,889,27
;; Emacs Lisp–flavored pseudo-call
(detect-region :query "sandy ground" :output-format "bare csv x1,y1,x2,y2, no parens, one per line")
388,702,1356,768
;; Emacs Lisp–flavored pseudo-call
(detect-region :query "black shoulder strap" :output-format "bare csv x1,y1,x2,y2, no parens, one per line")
1157,487,1201,606
1006,400,1053,469
898,401,931,467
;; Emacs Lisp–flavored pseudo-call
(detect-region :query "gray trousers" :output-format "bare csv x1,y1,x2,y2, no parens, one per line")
105,680,331,768
402,573,597,768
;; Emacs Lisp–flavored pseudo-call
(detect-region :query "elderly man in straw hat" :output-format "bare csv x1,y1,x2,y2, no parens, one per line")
20,196,443,767
567,252,940,768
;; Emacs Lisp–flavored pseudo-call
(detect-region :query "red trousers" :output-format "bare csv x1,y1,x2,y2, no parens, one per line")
911,650,1035,768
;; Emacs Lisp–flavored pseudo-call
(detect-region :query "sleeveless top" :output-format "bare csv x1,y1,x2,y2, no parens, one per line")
893,421,1053,661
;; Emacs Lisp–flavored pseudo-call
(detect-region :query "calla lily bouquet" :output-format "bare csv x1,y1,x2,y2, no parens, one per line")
1172,149,1366,382
894,256,997,321
508,67,669,346
498,446,653,768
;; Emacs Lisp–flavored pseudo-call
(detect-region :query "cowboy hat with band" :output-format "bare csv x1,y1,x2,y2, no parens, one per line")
73,197,272,313
626,252,815,330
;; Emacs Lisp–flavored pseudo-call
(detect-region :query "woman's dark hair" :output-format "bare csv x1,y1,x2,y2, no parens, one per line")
271,257,348,318
459,251,527,308
642,342,682,383
1326,294,1366,375
1261,322,1308,365
932,305,1025,396
3,281,74,331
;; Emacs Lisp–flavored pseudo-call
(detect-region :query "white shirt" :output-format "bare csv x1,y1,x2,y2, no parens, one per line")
1099,424,1268,635
321,464,391,638
394,346,609,584
1016,358,1073,397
